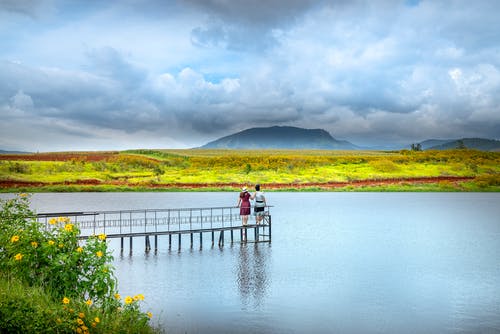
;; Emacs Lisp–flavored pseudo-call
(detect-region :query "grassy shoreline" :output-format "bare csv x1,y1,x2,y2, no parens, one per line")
1,149,499,192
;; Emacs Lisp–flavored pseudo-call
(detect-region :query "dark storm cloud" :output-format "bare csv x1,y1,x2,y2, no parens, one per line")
0,56,163,134
188,0,323,51
0,0,53,17
186,0,321,25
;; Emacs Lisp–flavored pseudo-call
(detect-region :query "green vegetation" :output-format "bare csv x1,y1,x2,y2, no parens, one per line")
0,195,160,333
0,149,499,191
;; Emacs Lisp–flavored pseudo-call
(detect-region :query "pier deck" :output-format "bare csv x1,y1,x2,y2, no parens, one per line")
36,206,272,252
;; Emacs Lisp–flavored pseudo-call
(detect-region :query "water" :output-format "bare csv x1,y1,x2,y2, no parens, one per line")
3,192,500,333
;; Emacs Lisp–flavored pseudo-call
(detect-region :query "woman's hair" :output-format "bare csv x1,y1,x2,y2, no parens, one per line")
240,192,245,198
255,184,261,191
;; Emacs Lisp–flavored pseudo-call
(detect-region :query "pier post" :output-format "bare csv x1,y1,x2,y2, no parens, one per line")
269,215,272,241
211,231,214,246
129,237,133,255
190,233,193,248
218,231,224,246
120,237,124,253
231,230,234,244
154,235,158,253
178,234,181,250
145,235,151,253
199,232,203,249
169,234,172,249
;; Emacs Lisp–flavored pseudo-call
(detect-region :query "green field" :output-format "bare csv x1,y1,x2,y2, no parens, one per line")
0,149,499,191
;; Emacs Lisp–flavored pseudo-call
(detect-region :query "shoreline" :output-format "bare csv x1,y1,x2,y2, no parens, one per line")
2,176,498,192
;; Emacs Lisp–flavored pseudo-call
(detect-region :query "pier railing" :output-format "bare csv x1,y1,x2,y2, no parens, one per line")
36,206,272,251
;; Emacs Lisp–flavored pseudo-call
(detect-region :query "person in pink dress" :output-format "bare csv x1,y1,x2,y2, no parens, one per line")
237,187,251,241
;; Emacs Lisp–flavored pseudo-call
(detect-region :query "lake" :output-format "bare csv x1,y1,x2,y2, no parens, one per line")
3,192,500,333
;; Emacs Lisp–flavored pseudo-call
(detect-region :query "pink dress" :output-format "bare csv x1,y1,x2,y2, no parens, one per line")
240,192,251,215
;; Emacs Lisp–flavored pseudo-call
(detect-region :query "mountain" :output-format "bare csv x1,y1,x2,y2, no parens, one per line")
418,139,454,150
0,149,30,154
200,126,359,150
425,138,500,151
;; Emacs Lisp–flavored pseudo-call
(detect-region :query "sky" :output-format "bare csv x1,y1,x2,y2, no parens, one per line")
0,0,499,151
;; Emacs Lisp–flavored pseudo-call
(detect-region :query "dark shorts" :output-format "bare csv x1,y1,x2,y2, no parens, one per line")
254,206,265,215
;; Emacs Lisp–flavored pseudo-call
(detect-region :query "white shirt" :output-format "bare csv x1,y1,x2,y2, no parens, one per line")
254,191,265,207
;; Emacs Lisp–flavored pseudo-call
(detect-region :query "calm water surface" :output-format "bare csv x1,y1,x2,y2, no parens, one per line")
5,192,500,333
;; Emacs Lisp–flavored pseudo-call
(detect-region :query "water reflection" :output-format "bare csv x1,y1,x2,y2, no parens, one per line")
237,243,271,309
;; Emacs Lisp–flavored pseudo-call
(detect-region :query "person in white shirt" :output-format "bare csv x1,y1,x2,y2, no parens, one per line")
251,184,266,224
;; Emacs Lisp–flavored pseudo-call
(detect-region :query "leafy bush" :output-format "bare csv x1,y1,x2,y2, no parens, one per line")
475,174,500,187
0,274,156,334
7,162,31,174
0,275,74,333
109,155,160,171
0,195,114,303
0,195,159,333
369,159,400,173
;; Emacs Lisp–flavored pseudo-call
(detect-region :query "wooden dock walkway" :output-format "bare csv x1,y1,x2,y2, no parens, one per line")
36,206,272,253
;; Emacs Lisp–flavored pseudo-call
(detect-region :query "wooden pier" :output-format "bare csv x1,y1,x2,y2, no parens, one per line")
36,206,271,253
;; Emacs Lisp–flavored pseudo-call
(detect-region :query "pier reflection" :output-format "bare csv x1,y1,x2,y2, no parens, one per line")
236,243,271,308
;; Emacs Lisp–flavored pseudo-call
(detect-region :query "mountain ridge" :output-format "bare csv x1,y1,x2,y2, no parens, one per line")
421,138,500,151
200,126,359,150
200,126,500,151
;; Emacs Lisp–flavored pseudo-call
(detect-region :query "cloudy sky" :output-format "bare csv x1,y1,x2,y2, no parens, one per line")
1,0,499,151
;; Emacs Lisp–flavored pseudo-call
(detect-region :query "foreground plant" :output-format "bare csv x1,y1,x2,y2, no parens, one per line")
0,194,159,333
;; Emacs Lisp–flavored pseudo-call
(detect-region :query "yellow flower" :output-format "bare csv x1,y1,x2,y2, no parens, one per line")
14,253,23,261
124,296,133,305
114,293,121,300
133,294,145,301
85,299,92,306
64,223,74,232
77,318,84,325
58,243,64,248
48,240,55,246
19,193,28,197
81,325,88,331
62,297,70,304
57,216,70,223
11,235,19,243
147,312,153,319
96,251,103,258
76,247,83,253
91,322,96,328
76,328,82,334
56,318,62,324
94,317,100,323
49,218,57,225
78,312,85,318
98,233,106,241
69,308,74,313
31,241,38,248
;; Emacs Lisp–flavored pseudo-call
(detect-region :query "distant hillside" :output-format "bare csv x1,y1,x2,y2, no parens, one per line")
425,138,500,151
0,149,30,154
418,139,453,150
200,126,358,150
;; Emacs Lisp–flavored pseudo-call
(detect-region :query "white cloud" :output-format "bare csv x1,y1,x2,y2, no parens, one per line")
10,90,33,111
